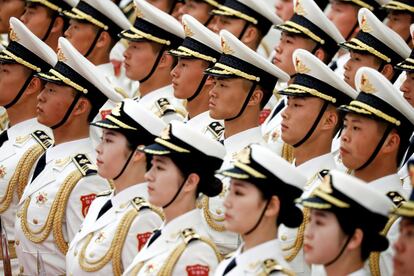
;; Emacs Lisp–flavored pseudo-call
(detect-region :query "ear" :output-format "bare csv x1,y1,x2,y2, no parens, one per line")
347,228,364,250
183,172,200,193
241,25,258,46
314,47,326,63
321,107,338,131
95,31,111,50
382,130,400,154
73,97,91,116
51,16,65,35
158,51,174,69
380,64,394,80
248,88,264,107
132,148,146,163
264,195,280,217
25,77,42,96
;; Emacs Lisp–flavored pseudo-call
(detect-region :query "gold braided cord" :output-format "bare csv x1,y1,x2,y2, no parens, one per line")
78,209,139,275
0,112,8,131
49,69,88,94
398,63,414,70
130,262,145,276
284,84,337,103
214,5,258,24
282,21,325,44
215,63,260,82
369,215,399,276
283,208,309,262
172,46,217,63
346,0,374,10
383,1,414,12
28,0,62,12
349,100,401,126
70,8,108,30
234,161,266,179
344,39,391,63
106,115,138,130
203,0,220,7
124,27,171,45
281,143,294,164
154,138,191,153
157,235,222,276
2,49,41,72
0,145,44,213
201,196,226,232
52,170,84,255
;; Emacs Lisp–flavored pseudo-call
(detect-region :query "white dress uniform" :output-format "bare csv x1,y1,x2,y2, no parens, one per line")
14,138,111,275
66,183,164,275
97,63,138,99
123,209,221,276
137,85,187,123
187,111,224,141
214,240,294,276
0,119,52,275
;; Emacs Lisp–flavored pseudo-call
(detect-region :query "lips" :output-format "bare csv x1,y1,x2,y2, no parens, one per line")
303,243,313,253
208,99,216,108
339,147,349,156
281,123,288,132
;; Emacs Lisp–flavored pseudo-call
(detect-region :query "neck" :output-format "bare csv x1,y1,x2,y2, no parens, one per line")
324,252,364,276
187,88,210,119
44,32,61,53
354,156,397,182
163,198,196,224
293,134,332,166
6,97,38,127
224,110,259,138
113,162,146,194
242,221,277,251
139,72,172,97
52,119,90,145
88,49,110,66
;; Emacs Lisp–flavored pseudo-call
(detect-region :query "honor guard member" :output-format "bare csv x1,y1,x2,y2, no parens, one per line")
263,0,344,154
275,49,357,276
0,17,55,275
13,37,123,275
120,0,187,124
146,0,184,18
214,144,305,276
63,0,135,98
123,120,225,276
176,0,223,26
203,29,289,254
170,15,224,140
300,170,393,276
66,99,166,275
392,160,414,276
338,67,414,276
20,0,78,52
341,8,411,89
383,0,414,48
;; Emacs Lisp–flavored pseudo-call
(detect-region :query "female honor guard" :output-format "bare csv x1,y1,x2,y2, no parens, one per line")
123,120,225,276
214,144,306,276
66,99,166,275
300,170,393,276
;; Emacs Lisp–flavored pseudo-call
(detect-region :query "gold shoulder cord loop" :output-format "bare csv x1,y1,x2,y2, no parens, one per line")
283,208,310,262
369,215,399,276
201,195,226,232
0,144,43,213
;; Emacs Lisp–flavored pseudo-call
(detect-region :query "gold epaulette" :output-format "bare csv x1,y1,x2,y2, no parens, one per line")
155,98,176,117
260,258,295,276
386,191,405,207
31,130,53,150
72,154,97,177
206,121,224,140
132,197,165,220
96,190,112,197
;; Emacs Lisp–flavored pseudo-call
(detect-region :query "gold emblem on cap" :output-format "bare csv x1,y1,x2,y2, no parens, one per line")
9,28,19,42
319,175,333,194
295,57,310,74
135,5,144,18
360,15,372,33
111,103,122,117
57,48,67,62
183,22,194,37
160,124,171,140
360,73,376,93
235,147,251,164
294,0,306,16
221,38,234,55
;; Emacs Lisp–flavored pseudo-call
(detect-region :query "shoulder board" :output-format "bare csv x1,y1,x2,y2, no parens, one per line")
317,169,330,179
96,190,113,197
386,191,406,207
262,258,294,276
72,154,97,177
31,130,53,150
155,98,176,117
131,197,151,211
206,121,224,140
180,228,201,244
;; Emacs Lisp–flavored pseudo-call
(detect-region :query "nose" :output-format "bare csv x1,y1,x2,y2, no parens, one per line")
170,64,179,78
144,166,155,182
37,88,46,103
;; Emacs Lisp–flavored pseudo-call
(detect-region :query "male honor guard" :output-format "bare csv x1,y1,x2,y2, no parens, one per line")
14,37,122,275
120,0,187,123
0,17,55,275
338,67,414,276
202,30,289,254
176,0,223,26
170,14,224,140
383,0,414,47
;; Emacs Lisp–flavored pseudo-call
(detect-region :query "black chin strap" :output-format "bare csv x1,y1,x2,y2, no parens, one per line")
204,14,214,27
4,73,34,109
84,28,104,58
293,101,329,148
225,82,257,121
187,74,209,102
356,124,393,171
168,0,179,14
51,92,82,129
162,177,187,209
113,147,136,180
345,22,359,41
244,199,270,235
41,12,58,42
324,235,353,267
237,22,250,40
139,45,167,83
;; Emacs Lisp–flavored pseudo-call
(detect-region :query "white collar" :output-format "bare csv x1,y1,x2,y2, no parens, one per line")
296,153,336,179
7,118,50,142
224,126,263,154
369,173,404,195
138,85,173,106
160,209,203,235
111,182,149,208
187,111,212,126
46,138,93,164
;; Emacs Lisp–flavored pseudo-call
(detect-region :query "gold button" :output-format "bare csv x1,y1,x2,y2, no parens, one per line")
89,252,95,258
33,219,38,225
15,240,19,246
281,235,287,241
74,250,78,257
215,208,222,215
20,266,24,273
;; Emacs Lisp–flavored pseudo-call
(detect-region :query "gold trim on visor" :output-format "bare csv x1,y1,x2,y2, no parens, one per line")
49,69,88,94
349,100,401,126
213,6,258,25
282,21,325,44
219,170,250,179
204,0,221,7
392,201,414,217
300,200,332,210
346,0,374,10
397,63,414,70
234,161,267,179
171,46,217,62
105,115,137,130
122,26,171,45
209,63,260,82
2,49,41,72
154,137,191,153
312,189,351,208
383,1,414,12
343,38,391,63
28,0,62,12
92,121,120,129
66,8,109,30
283,84,337,103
